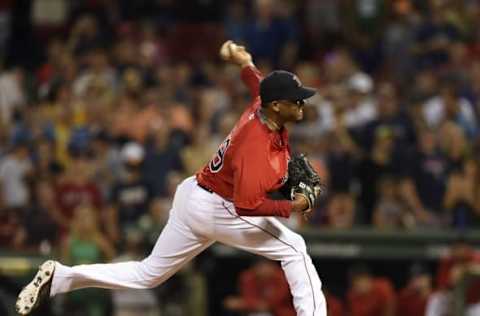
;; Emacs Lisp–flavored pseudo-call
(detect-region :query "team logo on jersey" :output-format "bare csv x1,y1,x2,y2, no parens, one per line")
209,136,231,173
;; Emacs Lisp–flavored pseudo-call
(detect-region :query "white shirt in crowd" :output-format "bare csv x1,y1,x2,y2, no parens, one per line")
317,72,378,132
318,97,377,132
0,154,32,209
423,96,477,130
0,71,25,124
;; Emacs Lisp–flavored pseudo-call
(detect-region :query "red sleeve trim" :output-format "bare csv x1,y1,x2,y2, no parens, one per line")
235,199,291,218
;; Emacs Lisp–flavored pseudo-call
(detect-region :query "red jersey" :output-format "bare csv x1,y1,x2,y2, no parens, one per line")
396,286,429,316
326,293,344,316
347,278,396,316
436,250,480,304
197,66,292,217
55,182,103,219
239,264,295,316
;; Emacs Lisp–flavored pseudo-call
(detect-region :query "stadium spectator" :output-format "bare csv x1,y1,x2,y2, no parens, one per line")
401,128,448,227
342,0,387,72
319,50,377,132
224,1,247,43
324,289,344,316
23,179,59,250
0,66,25,124
72,47,116,98
325,193,357,229
54,149,104,235
373,176,415,230
33,138,62,182
60,204,115,316
344,72,377,130
396,263,432,316
361,82,416,152
324,133,357,196
382,0,418,84
89,130,122,198
427,237,480,316
0,141,32,211
346,264,396,316
358,125,400,219
303,0,341,55
423,84,477,139
142,122,184,197
413,1,461,68
108,142,153,241
67,14,104,58
223,259,295,316
240,0,298,67
442,123,479,228
181,124,217,176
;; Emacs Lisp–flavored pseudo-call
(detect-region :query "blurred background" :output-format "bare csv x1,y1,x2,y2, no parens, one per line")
1,0,480,315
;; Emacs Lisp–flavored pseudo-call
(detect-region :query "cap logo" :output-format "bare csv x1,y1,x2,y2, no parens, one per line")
292,75,302,87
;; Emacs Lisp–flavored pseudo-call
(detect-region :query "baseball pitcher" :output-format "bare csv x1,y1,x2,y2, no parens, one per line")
16,41,327,316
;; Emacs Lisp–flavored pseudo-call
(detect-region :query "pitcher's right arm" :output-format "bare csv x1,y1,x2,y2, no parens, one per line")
220,40,263,101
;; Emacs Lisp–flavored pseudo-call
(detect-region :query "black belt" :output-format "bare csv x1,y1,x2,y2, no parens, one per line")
197,183,213,194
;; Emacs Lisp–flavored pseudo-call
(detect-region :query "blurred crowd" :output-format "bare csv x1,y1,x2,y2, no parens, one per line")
0,0,480,248
224,238,480,316
0,0,480,315
1,0,479,250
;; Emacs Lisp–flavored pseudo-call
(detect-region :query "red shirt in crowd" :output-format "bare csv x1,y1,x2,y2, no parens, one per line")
347,277,396,316
197,66,292,217
436,249,480,304
326,292,344,316
238,264,295,316
396,286,429,316
55,182,103,219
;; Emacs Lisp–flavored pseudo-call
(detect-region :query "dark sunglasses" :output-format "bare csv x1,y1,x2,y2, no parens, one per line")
295,99,305,106
278,99,305,106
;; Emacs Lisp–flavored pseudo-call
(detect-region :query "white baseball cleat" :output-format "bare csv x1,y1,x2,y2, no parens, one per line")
16,260,55,315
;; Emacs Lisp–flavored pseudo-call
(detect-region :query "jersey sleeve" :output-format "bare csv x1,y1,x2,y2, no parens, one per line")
231,133,291,218
240,65,263,100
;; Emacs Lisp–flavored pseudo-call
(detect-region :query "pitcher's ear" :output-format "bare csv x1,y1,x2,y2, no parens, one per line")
271,101,280,112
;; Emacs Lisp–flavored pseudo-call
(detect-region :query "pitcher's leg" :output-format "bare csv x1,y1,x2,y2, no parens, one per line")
214,204,326,316
50,213,213,296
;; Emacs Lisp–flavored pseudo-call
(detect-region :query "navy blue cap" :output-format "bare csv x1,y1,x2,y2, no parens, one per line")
260,70,316,104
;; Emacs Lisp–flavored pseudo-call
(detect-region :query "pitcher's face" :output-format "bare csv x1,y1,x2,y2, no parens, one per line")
274,99,306,122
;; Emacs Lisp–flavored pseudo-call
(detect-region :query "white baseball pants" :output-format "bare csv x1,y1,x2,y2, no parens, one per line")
50,176,326,316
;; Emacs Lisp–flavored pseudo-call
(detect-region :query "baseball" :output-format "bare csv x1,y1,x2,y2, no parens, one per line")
220,40,237,60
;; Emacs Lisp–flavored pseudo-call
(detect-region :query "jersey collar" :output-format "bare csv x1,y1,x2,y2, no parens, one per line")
255,109,289,150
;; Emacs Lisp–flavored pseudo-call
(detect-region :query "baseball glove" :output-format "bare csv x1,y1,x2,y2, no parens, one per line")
280,153,326,213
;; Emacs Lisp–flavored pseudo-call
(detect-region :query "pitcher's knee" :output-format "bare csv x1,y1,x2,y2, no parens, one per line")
141,276,159,289
137,258,165,289
280,232,313,266
289,232,307,253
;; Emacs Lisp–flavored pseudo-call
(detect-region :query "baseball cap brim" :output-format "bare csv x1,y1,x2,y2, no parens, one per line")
293,86,317,101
